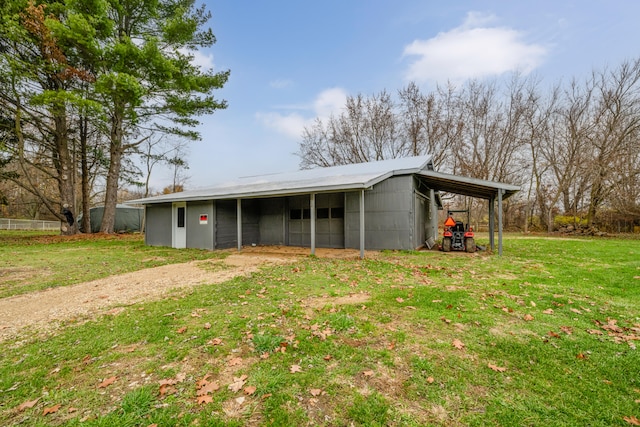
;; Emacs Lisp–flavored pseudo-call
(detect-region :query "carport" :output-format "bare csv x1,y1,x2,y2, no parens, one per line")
416,170,520,255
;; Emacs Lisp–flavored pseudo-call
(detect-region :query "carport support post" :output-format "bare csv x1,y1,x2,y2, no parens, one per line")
489,196,495,251
237,198,242,251
359,189,365,259
498,189,504,256
310,193,316,256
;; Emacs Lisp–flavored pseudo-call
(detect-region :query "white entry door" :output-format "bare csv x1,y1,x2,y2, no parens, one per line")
172,202,186,248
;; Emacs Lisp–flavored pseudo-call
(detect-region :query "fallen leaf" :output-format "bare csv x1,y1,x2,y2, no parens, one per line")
396,297,405,303
362,370,374,377
198,381,220,395
624,416,640,425
310,388,323,397
548,331,560,338
570,308,582,315
587,329,603,335
196,374,212,389
176,326,187,334
426,377,435,384
197,394,213,405
530,301,537,307
68,407,78,413
209,338,223,346
488,363,507,372
159,383,177,396
98,376,117,388
543,309,554,315
228,375,248,392
523,314,534,321
228,357,243,367
387,341,396,350
452,339,465,350
243,386,256,395
43,404,61,415
323,355,333,361
235,396,246,405
560,326,573,335
17,398,40,412
289,365,303,374
576,353,587,359
204,322,211,330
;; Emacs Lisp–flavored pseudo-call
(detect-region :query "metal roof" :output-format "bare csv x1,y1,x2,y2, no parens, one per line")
416,170,520,200
128,155,436,205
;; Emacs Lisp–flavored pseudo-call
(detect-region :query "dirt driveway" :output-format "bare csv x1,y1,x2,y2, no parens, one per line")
0,247,368,343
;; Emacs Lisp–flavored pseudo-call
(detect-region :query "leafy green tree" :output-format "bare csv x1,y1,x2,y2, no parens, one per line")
93,0,229,233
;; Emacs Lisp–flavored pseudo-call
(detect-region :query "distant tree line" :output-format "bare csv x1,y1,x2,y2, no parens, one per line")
0,0,228,234
298,60,640,232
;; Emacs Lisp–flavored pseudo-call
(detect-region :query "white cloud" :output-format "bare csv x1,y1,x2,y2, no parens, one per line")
403,11,547,84
257,87,347,140
179,48,215,70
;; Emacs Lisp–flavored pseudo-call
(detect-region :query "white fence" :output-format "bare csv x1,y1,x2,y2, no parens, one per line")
0,218,60,230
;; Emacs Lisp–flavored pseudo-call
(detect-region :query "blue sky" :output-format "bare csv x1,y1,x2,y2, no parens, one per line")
151,0,640,190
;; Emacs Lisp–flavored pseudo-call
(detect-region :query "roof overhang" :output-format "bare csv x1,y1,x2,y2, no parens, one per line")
416,170,520,200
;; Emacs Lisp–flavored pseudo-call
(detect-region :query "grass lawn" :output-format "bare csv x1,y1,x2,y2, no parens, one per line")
0,232,639,426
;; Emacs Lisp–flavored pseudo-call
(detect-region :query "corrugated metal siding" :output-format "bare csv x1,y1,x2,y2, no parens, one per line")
242,199,260,246
259,198,285,245
315,193,344,248
345,176,415,250
414,193,426,249
145,204,172,247
186,201,214,250
215,200,237,249
287,195,309,247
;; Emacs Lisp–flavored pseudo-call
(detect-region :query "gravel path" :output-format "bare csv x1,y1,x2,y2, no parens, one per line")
0,251,299,342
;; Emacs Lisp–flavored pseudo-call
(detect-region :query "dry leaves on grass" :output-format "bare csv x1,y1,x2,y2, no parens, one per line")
289,365,303,374
488,363,507,372
624,416,640,426
452,339,465,350
196,374,220,405
228,375,248,393
43,404,61,415
97,376,117,388
16,398,40,412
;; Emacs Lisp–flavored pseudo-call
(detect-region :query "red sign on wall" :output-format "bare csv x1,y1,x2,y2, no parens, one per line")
199,214,208,225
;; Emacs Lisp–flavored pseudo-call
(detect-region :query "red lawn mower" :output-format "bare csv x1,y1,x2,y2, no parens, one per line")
442,209,476,253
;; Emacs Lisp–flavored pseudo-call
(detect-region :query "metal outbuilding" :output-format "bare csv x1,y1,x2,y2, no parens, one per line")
128,156,519,257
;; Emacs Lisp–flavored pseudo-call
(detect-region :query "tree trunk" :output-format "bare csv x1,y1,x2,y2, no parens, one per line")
53,106,77,236
100,108,124,234
80,115,91,233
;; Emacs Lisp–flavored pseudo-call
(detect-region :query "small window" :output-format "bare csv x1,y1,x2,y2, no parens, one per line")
177,207,185,228
331,207,344,219
303,208,311,219
317,208,329,219
290,209,302,220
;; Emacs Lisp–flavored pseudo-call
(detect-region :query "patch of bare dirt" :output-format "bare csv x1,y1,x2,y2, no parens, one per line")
0,247,375,343
0,250,300,342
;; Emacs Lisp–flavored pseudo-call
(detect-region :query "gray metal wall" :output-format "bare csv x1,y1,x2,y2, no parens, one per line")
145,204,172,247
186,201,214,250
345,175,415,250
286,193,345,248
241,199,260,246
215,200,237,249
315,193,345,248
259,198,286,245
287,195,310,246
